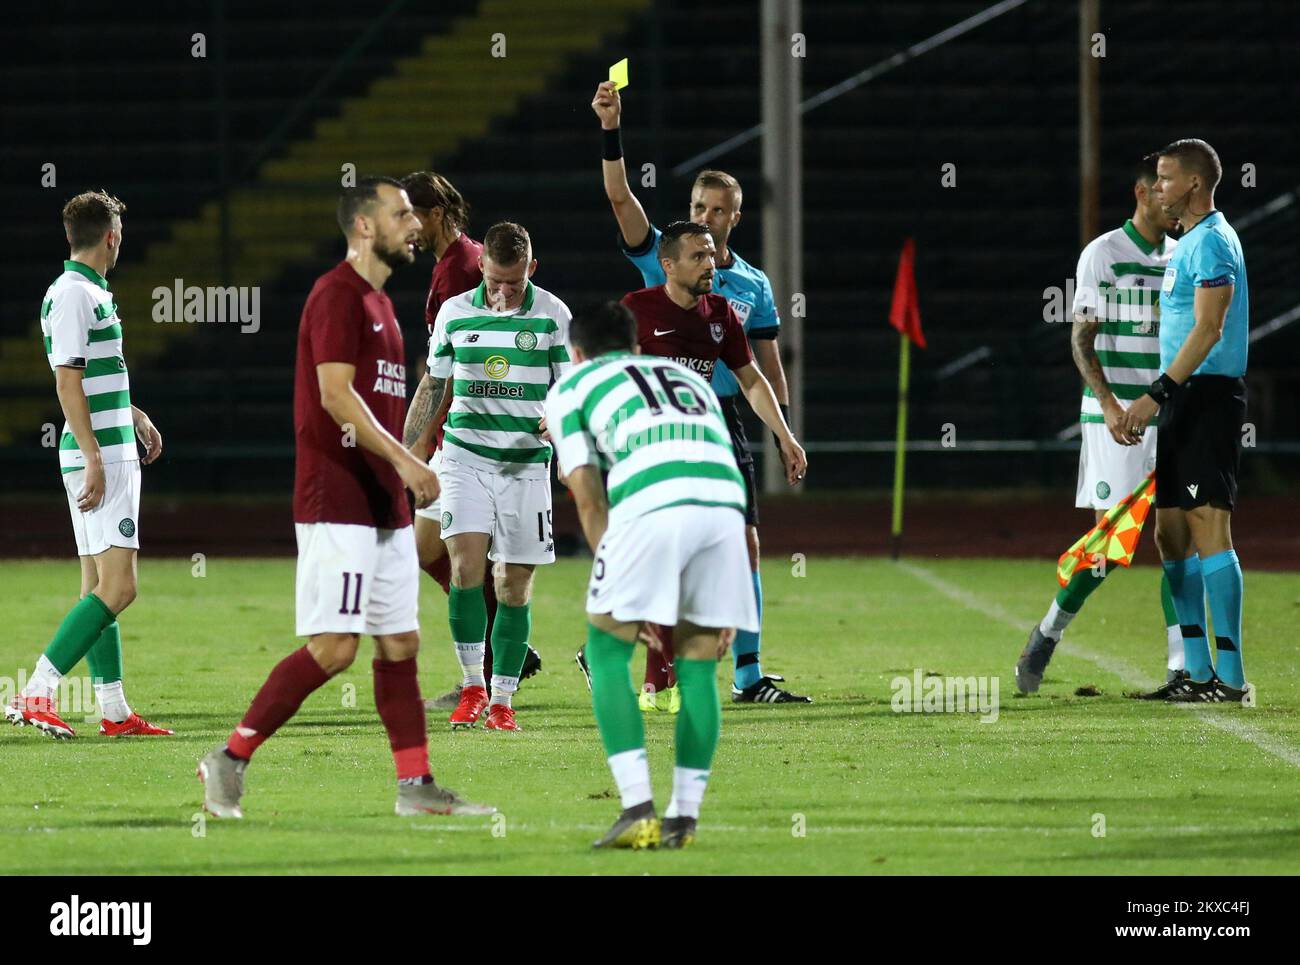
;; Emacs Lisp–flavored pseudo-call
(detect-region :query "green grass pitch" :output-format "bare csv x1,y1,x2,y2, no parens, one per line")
2,555,1298,875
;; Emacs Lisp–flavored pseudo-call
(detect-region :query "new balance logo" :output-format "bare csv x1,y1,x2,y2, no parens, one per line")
465,334,480,343
1187,483,1199,498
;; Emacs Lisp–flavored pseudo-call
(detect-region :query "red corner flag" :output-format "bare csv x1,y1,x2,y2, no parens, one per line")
888,237,926,349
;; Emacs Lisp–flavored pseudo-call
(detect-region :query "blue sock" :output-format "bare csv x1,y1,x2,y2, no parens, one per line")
1201,549,1245,688
733,569,763,690
1164,555,1211,682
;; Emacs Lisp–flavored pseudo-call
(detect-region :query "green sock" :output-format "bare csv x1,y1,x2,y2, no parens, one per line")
674,658,721,771
1055,565,1107,614
448,584,487,646
586,623,644,757
490,602,532,679
43,593,115,675
85,619,124,685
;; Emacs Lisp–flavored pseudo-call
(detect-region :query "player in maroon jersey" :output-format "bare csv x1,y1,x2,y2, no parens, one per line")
399,171,540,711
574,222,806,697
198,177,493,820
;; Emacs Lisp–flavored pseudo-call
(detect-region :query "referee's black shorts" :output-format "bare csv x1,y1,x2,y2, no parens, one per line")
721,395,759,526
1155,374,1247,511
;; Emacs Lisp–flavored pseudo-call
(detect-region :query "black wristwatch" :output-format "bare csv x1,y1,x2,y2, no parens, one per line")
1147,373,1178,405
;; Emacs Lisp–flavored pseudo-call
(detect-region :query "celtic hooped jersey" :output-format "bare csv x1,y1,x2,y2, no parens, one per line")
41,260,136,472
428,280,572,477
1071,220,1176,423
544,351,747,529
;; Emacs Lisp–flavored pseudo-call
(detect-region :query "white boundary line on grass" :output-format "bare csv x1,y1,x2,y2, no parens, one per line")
402,821,1292,836
898,561,1300,771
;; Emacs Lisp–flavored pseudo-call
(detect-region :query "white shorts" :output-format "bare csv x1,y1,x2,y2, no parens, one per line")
294,523,419,637
413,447,444,522
587,504,759,631
1076,420,1157,510
436,456,554,565
63,460,141,556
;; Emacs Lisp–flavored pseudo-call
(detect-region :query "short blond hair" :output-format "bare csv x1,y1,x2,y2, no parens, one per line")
483,221,531,265
62,190,125,251
692,170,743,209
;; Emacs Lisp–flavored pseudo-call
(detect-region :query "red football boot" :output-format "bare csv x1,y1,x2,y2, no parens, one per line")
100,713,175,736
5,696,75,739
449,684,489,729
484,703,520,731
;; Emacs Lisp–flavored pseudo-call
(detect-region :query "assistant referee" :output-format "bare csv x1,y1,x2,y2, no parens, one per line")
1122,138,1251,703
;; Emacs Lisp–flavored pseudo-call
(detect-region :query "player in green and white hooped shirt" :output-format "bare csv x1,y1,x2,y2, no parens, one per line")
404,223,571,731
545,301,793,848
5,191,172,739
1016,156,1182,694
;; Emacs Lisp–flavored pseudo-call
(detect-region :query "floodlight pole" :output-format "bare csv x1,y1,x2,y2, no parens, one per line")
760,0,803,494
1080,0,1100,248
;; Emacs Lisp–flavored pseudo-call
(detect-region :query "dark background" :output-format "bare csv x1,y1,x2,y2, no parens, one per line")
2,0,1297,556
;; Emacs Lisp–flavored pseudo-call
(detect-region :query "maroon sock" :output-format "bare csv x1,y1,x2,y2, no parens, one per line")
228,646,331,760
373,657,429,780
483,576,499,676
421,553,452,595
644,624,675,692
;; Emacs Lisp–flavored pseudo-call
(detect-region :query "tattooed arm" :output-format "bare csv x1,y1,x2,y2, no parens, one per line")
1070,313,1126,444
403,371,448,455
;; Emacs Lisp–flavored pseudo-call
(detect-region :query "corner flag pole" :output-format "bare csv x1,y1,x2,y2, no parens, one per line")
887,237,925,560
890,331,910,561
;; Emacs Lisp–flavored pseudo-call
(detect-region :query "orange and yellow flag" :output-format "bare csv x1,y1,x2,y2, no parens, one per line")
1057,471,1156,587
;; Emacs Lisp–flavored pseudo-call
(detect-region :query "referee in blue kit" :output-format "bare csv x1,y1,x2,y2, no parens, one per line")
1122,138,1252,703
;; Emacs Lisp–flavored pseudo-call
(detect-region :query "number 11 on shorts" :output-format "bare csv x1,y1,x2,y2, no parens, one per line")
339,571,363,615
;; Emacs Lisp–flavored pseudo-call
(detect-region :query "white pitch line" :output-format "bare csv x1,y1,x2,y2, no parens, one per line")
405,822,1290,836
898,561,1300,771
11,821,1295,837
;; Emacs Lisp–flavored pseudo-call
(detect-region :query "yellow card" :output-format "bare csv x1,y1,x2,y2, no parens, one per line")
609,58,629,90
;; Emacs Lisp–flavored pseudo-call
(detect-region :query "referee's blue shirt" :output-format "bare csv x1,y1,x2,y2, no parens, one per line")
1158,211,1249,377
621,225,781,398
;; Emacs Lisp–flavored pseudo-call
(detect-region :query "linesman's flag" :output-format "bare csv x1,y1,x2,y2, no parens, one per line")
1057,471,1157,587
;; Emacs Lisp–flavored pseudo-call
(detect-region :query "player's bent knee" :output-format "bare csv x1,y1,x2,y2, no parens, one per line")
374,631,420,662
450,561,486,589
589,612,639,643
496,565,534,607
496,582,531,607
676,625,726,661
308,634,360,675
96,581,136,614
